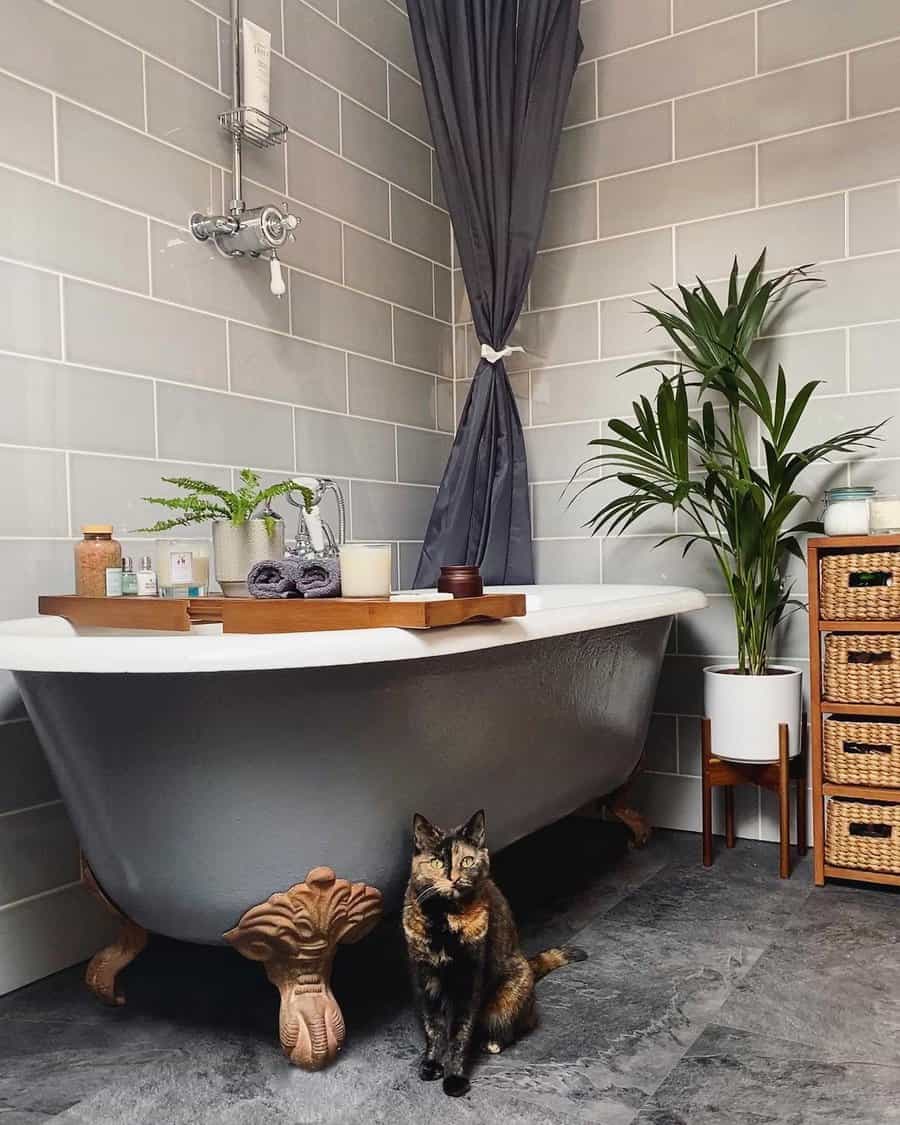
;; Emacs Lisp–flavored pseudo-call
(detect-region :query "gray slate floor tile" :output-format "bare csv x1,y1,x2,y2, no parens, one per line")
2,823,900,1124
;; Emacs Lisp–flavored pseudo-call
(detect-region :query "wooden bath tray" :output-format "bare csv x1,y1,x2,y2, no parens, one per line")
38,593,526,634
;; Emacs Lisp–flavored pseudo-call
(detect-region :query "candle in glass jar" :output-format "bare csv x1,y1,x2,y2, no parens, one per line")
156,539,210,598
870,495,900,534
339,543,392,597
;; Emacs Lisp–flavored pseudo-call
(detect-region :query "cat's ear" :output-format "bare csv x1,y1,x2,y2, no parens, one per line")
412,813,443,853
458,809,486,848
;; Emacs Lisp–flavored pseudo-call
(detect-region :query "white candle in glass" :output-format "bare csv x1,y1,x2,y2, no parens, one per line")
339,543,392,597
870,496,900,533
156,539,210,597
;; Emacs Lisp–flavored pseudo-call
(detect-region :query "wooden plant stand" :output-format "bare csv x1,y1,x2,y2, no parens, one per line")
701,718,807,878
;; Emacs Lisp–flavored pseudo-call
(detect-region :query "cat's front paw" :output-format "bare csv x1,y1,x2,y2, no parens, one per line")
442,1074,471,1097
418,1056,443,1081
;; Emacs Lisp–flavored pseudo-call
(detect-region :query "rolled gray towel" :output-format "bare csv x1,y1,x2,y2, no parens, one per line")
246,558,303,599
295,557,341,599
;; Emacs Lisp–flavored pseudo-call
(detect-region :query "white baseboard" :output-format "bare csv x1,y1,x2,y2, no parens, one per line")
0,882,117,996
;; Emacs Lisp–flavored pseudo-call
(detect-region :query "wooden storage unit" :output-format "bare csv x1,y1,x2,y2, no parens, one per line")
808,534,900,887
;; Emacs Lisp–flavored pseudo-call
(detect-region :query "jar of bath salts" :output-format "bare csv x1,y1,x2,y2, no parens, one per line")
74,525,123,597
869,495,900,534
823,487,875,536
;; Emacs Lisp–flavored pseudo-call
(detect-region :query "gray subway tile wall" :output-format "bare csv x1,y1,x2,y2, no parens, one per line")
448,0,900,843
0,0,451,994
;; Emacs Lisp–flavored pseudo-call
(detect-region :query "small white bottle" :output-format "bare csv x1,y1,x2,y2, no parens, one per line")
136,555,158,597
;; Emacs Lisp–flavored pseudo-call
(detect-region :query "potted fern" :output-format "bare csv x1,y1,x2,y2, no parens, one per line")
140,470,312,597
574,252,883,762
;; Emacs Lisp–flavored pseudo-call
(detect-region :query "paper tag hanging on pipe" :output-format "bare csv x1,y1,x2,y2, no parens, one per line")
242,18,271,133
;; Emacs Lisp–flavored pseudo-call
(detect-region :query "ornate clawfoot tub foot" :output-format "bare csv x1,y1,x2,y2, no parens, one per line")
224,866,382,1070
81,854,149,1006
609,801,651,848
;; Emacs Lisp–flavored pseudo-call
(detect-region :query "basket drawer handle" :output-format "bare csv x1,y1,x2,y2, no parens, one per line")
848,821,893,839
848,570,893,588
847,650,893,664
844,741,892,756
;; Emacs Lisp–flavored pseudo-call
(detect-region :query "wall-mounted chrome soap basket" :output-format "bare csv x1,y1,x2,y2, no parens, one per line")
188,0,299,298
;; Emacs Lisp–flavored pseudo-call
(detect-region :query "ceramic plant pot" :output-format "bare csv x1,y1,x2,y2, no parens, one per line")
212,519,284,597
704,664,802,763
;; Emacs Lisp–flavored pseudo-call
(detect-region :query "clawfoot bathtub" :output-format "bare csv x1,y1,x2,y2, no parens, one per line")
0,583,704,1068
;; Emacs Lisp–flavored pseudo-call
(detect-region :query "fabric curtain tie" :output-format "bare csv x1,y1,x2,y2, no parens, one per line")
480,343,525,364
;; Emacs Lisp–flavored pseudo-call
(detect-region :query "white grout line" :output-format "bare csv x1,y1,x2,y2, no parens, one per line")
0,49,440,210
0,250,452,380
141,52,149,131
753,9,759,75
565,34,900,136
145,217,153,295
152,381,160,458
50,95,60,183
754,143,760,206
295,0,420,85
0,346,460,438
0,797,67,822
57,275,66,360
64,451,72,537
0,879,83,916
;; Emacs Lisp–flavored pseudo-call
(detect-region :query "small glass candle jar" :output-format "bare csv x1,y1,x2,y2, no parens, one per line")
869,494,900,534
156,539,210,598
823,487,875,536
339,543,392,597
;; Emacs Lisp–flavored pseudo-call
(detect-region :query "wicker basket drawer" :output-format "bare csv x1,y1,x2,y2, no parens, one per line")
826,798,900,874
820,552,900,620
823,717,900,786
823,633,900,704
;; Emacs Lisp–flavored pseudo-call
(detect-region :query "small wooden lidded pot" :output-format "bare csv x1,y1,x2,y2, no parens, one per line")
437,565,483,598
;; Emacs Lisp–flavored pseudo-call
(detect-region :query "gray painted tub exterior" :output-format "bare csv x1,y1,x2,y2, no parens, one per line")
3,585,704,945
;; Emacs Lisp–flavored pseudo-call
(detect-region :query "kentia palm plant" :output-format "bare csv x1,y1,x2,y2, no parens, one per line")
573,251,883,683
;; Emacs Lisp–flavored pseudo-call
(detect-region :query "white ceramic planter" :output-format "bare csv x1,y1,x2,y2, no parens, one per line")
704,664,802,763
212,519,284,597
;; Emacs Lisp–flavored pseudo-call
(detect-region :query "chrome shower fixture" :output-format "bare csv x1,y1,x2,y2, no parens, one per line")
285,477,346,561
190,204,298,297
187,0,299,298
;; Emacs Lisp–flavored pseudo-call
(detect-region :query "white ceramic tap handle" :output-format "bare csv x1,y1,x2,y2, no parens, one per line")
269,255,286,297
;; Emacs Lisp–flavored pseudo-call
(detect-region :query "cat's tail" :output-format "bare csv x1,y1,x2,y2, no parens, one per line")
528,945,588,982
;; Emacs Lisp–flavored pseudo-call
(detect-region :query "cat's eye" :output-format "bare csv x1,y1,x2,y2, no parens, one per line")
461,856,474,868
429,858,443,869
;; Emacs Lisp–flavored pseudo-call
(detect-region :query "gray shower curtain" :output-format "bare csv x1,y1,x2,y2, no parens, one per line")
408,0,582,587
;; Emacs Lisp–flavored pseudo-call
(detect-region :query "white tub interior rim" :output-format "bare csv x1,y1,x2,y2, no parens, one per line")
0,584,706,673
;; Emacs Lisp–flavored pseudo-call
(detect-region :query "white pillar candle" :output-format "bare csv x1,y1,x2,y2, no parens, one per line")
339,543,392,597
870,496,900,533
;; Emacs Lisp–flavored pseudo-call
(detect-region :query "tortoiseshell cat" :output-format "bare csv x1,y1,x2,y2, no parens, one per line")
403,809,586,1097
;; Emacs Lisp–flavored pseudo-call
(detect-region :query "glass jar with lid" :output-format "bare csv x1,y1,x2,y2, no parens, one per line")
74,525,123,597
823,486,876,536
